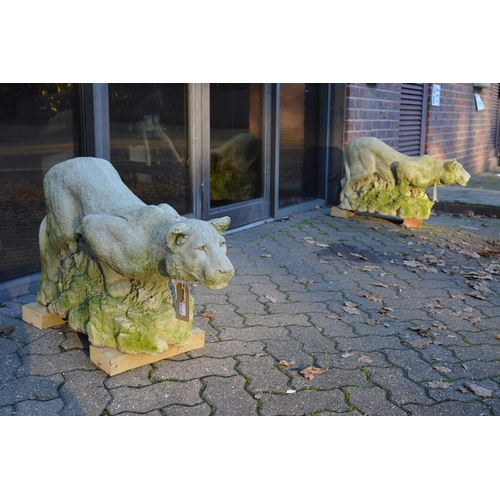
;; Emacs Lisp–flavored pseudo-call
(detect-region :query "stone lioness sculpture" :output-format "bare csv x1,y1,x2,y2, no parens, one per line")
36,157,235,354
337,137,470,218
340,137,470,202
39,157,234,302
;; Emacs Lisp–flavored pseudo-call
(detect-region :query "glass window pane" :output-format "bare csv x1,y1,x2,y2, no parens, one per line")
279,83,321,208
109,83,190,214
210,83,263,207
0,84,81,283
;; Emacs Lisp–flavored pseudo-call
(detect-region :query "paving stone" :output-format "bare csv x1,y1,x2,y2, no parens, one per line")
404,400,491,416
202,374,257,415
0,374,63,405
200,339,265,358
366,366,435,406
162,403,212,416
291,366,373,391
152,356,237,381
259,388,349,415
107,379,202,415
16,398,65,416
0,353,21,383
236,354,290,394
218,325,289,342
104,364,153,389
17,350,94,377
346,385,407,415
287,325,337,353
59,369,110,416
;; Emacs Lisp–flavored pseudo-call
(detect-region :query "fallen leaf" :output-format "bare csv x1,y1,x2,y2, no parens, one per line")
464,383,493,397
350,252,368,261
319,259,329,264
326,314,341,320
407,327,431,338
343,306,360,315
315,243,330,248
372,282,389,288
427,381,451,389
358,293,383,302
468,317,481,325
278,360,295,368
366,319,379,326
466,291,488,300
299,365,328,380
433,365,451,373
450,294,465,300
406,340,430,349
358,355,373,364
265,294,277,303
261,253,272,258
200,312,217,318
295,279,314,285
341,352,353,358
495,334,500,340
0,326,14,336
344,301,360,308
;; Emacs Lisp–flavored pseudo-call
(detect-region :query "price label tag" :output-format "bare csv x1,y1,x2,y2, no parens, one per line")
175,282,190,321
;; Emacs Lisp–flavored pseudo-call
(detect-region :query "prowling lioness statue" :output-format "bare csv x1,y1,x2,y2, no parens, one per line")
37,157,234,354
336,137,470,220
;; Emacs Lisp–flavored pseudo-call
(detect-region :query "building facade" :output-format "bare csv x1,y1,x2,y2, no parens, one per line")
1,83,499,297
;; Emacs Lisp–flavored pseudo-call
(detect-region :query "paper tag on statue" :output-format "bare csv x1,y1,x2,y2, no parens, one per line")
175,282,190,321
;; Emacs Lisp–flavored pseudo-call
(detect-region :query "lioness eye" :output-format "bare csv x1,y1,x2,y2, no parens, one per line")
198,245,205,251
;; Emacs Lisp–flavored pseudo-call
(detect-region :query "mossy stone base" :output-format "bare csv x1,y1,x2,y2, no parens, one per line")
38,246,193,355
339,177,434,220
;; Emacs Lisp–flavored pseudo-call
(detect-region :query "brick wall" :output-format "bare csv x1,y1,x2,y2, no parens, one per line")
425,83,499,175
343,83,500,176
344,83,401,148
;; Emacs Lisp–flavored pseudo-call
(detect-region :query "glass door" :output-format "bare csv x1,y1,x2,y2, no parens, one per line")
206,83,271,228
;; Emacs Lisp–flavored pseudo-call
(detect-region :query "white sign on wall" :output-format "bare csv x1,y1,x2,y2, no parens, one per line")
431,84,441,106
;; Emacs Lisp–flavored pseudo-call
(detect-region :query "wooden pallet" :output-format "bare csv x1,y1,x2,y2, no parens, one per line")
90,328,205,376
22,302,67,329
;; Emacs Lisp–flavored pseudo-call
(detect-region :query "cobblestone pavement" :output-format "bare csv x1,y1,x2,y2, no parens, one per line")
1,208,500,416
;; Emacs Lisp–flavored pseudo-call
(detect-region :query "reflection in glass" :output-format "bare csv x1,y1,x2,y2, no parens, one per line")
209,83,263,207
279,83,321,208
109,84,190,213
0,84,81,282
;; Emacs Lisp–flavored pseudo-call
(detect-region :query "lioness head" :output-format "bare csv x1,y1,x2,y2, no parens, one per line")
445,159,470,186
164,216,234,289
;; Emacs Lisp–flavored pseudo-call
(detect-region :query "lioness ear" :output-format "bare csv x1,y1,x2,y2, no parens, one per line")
444,159,457,171
166,223,193,250
210,216,231,235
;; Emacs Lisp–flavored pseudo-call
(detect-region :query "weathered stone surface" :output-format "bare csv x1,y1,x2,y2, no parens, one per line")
36,157,234,354
337,137,470,219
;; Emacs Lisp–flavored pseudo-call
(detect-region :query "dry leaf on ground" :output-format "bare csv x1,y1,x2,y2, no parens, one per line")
366,319,379,326
358,293,383,302
350,252,368,261
408,326,431,337
406,339,430,349
433,365,451,373
358,355,373,364
464,383,493,397
0,326,14,336
200,312,217,318
427,381,452,390
295,279,314,285
299,366,328,380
